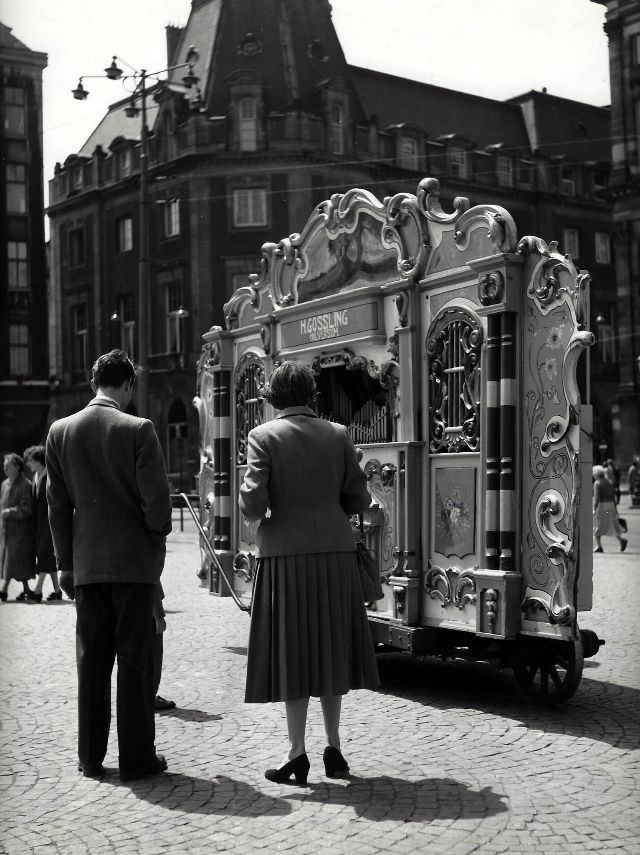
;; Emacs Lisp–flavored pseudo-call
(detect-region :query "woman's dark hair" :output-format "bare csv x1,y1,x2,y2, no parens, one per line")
3,452,25,472
265,361,316,410
24,445,46,466
92,349,139,389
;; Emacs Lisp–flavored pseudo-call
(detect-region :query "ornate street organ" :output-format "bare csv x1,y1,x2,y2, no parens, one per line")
194,176,602,704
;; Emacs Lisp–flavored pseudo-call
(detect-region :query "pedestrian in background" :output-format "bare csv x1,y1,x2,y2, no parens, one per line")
593,465,627,553
23,446,62,602
240,361,379,786
605,458,621,505
628,456,640,509
0,453,36,602
46,350,172,781
152,583,176,712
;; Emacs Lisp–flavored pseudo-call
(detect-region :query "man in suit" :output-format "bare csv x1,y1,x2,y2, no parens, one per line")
23,445,62,602
46,350,172,781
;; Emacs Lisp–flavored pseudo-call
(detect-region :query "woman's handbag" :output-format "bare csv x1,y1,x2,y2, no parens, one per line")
356,515,383,603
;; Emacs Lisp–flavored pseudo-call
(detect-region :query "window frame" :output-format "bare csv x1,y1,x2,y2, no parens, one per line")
4,87,26,137
329,103,345,156
496,155,514,187
9,323,30,377
68,226,86,267
165,281,186,353
562,227,580,259
7,240,29,290
238,97,258,152
232,188,268,228
117,215,133,253
595,232,611,265
398,136,420,170
6,163,27,214
71,302,89,378
163,198,180,238
448,146,468,179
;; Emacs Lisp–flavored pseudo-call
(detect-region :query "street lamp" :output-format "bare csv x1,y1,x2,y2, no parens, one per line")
71,48,200,416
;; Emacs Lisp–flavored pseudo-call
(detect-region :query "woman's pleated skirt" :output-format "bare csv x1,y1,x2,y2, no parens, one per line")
244,551,380,703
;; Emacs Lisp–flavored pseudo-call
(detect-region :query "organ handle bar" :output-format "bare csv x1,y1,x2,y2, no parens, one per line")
179,492,251,613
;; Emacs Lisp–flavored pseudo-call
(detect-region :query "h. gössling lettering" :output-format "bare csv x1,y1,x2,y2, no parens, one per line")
300,310,349,342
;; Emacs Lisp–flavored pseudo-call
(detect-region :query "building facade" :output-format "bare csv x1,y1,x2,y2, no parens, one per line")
0,22,48,454
594,0,640,468
47,0,618,486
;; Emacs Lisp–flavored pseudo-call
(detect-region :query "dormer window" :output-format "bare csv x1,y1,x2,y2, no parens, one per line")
560,167,576,196
238,97,258,152
73,166,83,190
117,148,131,179
330,104,345,155
496,155,513,187
449,147,467,179
399,137,419,170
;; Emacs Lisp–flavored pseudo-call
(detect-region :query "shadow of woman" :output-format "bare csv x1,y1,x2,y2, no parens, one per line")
100,773,293,817
286,775,508,822
376,653,640,751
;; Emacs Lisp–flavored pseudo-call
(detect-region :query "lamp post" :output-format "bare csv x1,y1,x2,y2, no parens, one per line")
71,49,199,416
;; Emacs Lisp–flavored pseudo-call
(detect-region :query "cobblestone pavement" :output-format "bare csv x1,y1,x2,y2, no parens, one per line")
1,507,639,855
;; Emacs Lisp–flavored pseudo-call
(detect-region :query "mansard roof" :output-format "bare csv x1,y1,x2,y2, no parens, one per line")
507,90,611,162
350,66,529,153
168,0,364,119
79,93,160,156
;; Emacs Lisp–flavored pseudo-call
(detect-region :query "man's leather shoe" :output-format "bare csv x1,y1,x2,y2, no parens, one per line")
154,695,176,711
78,763,105,779
119,754,168,781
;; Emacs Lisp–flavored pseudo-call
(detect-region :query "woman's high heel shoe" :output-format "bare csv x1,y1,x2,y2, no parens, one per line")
323,746,349,778
265,753,310,785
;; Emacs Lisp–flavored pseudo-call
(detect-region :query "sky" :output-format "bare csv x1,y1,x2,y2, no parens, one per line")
4,0,611,201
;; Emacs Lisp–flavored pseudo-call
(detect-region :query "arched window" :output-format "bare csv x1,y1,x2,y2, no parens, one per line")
330,103,345,155
238,97,258,152
426,308,483,453
167,398,188,483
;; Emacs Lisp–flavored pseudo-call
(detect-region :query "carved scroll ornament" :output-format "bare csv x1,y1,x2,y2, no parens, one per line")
424,562,477,610
259,187,428,308
519,235,594,626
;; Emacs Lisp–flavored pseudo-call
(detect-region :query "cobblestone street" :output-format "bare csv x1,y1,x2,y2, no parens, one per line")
1,508,639,855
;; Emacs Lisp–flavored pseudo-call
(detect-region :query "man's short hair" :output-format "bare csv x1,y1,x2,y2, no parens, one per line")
91,350,139,390
24,445,46,466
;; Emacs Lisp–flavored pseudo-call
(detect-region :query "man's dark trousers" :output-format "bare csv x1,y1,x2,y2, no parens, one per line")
76,582,156,772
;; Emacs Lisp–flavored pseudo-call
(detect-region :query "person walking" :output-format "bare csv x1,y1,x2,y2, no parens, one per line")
46,350,172,781
593,465,627,553
240,361,379,785
628,456,640,509
23,446,62,602
0,453,36,602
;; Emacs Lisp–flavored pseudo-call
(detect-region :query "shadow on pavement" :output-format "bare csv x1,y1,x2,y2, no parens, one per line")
101,772,293,816
376,653,640,751
287,776,508,821
156,707,222,723
223,646,247,656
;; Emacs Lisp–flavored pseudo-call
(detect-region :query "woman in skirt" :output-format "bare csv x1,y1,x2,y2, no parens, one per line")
240,361,379,785
593,465,627,553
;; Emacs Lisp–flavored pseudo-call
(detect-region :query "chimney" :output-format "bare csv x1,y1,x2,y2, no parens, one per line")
165,24,183,67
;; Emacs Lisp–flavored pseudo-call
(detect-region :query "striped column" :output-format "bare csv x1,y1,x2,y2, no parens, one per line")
498,312,517,573
484,313,501,571
212,370,232,553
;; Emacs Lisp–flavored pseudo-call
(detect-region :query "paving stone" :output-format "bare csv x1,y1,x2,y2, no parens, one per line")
1,512,639,853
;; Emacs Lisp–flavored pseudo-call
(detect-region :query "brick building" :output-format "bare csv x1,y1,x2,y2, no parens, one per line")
0,22,48,454
47,0,617,486
593,0,640,468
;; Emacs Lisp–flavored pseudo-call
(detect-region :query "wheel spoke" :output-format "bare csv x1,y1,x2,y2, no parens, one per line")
540,664,549,694
549,664,564,690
